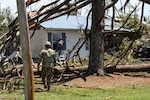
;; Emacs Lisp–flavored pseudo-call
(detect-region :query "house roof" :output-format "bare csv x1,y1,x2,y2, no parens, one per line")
41,15,91,30
41,15,131,32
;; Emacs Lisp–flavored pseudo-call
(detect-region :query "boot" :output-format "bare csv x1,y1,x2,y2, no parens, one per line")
42,79,47,89
47,86,50,91
47,82,50,91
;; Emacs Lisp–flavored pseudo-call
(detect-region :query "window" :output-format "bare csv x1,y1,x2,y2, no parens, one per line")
52,33,62,50
48,32,66,50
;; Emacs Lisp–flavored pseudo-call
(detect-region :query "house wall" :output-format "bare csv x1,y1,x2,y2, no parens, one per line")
30,29,89,59
65,30,89,59
30,29,48,58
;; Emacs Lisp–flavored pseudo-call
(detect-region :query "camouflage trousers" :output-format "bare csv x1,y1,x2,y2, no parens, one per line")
41,67,53,88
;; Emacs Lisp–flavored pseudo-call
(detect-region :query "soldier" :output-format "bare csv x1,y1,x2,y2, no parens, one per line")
56,39,64,56
37,41,56,91
56,39,65,64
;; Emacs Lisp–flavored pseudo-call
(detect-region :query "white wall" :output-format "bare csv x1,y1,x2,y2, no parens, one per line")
30,29,89,59
30,29,48,58
65,31,89,59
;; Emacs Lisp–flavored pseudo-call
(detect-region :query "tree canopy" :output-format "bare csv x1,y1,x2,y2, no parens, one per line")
0,7,14,32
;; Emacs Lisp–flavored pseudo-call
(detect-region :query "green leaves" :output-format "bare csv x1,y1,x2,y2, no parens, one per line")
0,7,14,31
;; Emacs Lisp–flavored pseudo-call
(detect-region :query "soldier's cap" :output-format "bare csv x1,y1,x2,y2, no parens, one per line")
45,41,51,46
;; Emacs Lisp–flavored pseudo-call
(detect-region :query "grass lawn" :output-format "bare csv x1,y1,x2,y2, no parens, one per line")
0,85,150,100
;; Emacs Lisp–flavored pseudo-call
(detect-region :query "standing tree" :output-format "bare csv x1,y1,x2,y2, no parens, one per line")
88,0,105,76
87,0,118,75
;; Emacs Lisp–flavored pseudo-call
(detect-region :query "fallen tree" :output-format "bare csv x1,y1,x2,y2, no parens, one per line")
105,63,150,73
1,63,150,77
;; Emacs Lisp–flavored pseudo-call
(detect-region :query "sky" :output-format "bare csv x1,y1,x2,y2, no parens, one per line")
0,0,150,17
115,0,150,18
0,0,50,16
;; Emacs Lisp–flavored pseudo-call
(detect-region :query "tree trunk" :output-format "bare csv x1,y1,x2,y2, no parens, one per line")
87,0,105,75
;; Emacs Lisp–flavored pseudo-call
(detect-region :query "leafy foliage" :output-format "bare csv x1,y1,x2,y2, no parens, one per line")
0,7,14,33
115,10,150,57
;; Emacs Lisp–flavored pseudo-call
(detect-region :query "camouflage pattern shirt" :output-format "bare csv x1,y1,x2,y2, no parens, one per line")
39,48,56,68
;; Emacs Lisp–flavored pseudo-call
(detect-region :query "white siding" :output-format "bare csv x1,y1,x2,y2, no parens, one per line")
30,29,89,59
65,31,89,59
30,29,48,58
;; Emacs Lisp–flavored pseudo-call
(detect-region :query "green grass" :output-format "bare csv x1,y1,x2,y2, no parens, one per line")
0,85,150,100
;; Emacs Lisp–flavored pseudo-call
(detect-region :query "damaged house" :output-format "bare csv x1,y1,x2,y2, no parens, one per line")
3,15,134,63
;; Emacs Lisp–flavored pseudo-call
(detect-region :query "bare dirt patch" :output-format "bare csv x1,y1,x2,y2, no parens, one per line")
63,74,150,89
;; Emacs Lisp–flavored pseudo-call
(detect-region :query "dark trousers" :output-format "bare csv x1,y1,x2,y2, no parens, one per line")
41,67,53,88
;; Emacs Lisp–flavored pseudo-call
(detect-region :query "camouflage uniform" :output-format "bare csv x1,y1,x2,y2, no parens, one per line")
38,41,56,91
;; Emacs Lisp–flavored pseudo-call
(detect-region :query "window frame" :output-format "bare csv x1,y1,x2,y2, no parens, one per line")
48,32,66,50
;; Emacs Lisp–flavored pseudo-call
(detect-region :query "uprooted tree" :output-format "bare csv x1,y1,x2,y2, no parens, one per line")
0,0,150,78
